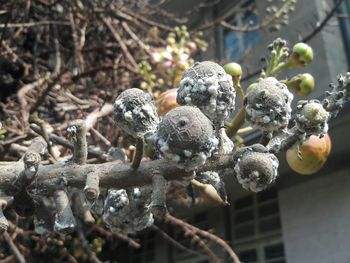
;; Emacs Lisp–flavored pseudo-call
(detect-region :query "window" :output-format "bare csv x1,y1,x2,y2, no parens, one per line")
238,243,286,263
222,0,260,60
232,188,286,263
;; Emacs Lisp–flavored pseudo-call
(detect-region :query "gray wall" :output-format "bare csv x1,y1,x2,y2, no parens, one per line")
279,169,350,263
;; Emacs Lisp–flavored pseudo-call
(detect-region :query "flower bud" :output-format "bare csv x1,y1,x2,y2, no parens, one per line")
224,62,242,79
166,37,176,45
187,42,197,53
291,43,313,67
286,73,315,96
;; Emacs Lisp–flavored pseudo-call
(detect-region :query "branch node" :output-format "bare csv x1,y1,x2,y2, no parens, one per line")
67,120,87,165
84,173,100,203
53,190,76,234
150,172,167,219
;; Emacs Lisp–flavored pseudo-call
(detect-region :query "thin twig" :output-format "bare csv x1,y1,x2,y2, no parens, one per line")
151,225,202,256
76,218,103,263
30,124,107,161
102,17,138,71
2,231,26,263
165,216,221,263
131,136,144,170
166,215,241,263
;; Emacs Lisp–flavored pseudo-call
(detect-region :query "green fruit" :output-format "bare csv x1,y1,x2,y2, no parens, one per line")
286,73,315,96
299,73,315,96
246,82,258,93
224,62,242,78
286,134,331,175
291,43,314,66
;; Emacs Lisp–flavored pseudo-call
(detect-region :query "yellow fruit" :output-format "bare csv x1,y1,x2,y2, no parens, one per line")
156,88,179,116
286,134,331,175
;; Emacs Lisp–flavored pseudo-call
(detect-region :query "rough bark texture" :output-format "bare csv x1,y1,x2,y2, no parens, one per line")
0,155,232,196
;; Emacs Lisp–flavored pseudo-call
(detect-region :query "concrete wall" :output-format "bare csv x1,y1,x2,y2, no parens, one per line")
279,169,350,263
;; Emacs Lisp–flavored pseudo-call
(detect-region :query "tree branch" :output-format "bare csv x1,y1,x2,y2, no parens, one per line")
0,154,232,196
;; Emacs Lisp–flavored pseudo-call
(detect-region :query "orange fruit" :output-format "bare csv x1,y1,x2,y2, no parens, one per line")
156,88,179,116
286,133,331,175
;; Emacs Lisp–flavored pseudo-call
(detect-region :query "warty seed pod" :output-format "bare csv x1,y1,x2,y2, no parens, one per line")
155,106,219,170
113,88,159,137
177,61,236,126
244,77,293,132
233,144,279,192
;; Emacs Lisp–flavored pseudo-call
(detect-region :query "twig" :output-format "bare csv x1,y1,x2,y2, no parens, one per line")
165,215,221,263
90,128,111,147
30,124,107,161
166,215,241,263
303,0,345,42
17,77,48,124
102,17,138,71
69,11,82,72
120,9,173,31
131,136,144,170
84,170,100,203
150,171,167,218
92,225,140,249
53,190,76,234
2,231,26,263
151,225,201,256
29,114,56,161
14,137,46,190
67,120,87,165
121,21,152,56
85,104,113,131
76,218,102,263
0,21,70,28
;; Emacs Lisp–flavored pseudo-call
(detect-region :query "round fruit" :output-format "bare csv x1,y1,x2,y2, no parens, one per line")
224,62,242,79
286,134,331,175
286,73,315,96
291,43,314,67
156,88,179,116
299,73,315,96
